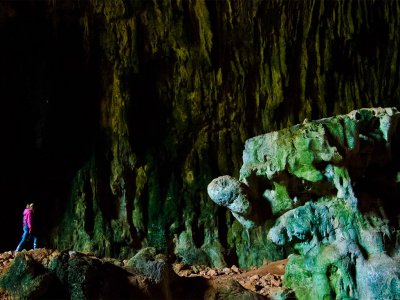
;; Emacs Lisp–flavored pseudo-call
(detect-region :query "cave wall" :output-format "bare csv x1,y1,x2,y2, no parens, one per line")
1,0,400,267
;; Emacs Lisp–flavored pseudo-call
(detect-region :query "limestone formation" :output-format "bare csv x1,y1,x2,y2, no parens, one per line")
207,175,256,229
208,107,400,299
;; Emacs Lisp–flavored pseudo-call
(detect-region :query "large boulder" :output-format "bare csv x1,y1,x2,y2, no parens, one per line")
208,107,400,299
0,252,55,299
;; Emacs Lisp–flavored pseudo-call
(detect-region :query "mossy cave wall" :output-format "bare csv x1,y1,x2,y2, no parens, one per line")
1,0,400,268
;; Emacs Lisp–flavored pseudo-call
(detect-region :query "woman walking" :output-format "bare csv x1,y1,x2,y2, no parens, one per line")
15,203,37,251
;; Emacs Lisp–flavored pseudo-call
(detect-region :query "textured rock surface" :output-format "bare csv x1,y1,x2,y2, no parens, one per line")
0,249,275,299
1,0,400,271
208,107,400,299
0,249,147,299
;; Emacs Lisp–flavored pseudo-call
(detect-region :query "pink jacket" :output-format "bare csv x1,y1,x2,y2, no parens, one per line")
23,208,32,230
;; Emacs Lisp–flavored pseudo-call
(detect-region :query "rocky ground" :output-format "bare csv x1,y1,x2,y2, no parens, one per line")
173,259,288,298
0,249,292,299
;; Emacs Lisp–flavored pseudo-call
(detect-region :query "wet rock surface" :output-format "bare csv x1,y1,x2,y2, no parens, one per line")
0,249,290,299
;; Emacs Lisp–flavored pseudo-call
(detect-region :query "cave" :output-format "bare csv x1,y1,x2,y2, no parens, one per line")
0,1,399,299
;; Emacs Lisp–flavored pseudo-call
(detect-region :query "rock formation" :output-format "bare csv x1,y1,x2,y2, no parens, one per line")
1,0,400,272
208,107,400,299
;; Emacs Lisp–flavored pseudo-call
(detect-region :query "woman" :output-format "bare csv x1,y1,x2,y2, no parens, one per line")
15,203,37,251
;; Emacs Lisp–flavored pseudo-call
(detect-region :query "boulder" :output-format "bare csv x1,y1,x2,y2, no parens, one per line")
0,253,55,299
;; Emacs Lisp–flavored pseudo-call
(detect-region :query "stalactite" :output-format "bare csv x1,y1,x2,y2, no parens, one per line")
50,0,400,267
2,0,399,268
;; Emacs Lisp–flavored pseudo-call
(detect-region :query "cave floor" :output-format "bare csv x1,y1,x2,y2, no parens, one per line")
0,249,288,299
173,258,287,297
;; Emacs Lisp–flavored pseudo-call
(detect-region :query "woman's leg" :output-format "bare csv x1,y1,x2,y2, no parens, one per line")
16,226,29,251
32,235,37,249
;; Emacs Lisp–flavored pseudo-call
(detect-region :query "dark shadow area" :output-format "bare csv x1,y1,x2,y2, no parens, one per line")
170,276,210,300
354,165,400,228
0,2,100,251
126,60,169,158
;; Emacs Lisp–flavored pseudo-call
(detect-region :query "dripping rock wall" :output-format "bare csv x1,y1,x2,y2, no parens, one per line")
1,0,400,268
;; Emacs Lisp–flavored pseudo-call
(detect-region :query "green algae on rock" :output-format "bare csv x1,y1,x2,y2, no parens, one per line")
2,0,400,272
208,107,400,299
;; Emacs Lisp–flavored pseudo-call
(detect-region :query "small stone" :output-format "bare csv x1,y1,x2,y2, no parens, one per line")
250,274,260,281
259,288,268,295
262,274,272,280
173,263,185,273
271,278,281,287
241,281,256,292
231,265,239,273
179,269,192,277
207,269,217,277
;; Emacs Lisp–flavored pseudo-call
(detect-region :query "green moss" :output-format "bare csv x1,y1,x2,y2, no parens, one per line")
343,117,358,150
0,254,52,299
227,220,284,268
175,231,210,265
324,117,346,149
147,223,167,252
265,182,293,215
163,179,182,236
287,127,325,182
283,255,313,300
201,239,226,268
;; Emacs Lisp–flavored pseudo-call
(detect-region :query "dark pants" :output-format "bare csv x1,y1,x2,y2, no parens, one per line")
16,226,37,251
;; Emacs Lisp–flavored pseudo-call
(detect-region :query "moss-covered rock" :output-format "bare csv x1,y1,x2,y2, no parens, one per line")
126,247,172,284
208,107,400,299
0,253,55,299
0,249,236,299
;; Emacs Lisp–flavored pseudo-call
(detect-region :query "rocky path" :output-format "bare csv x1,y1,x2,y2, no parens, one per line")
173,259,289,298
0,249,291,299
